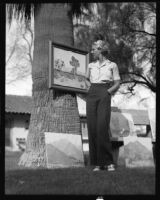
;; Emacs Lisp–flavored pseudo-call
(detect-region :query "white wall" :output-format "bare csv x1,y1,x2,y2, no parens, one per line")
10,127,28,151
8,114,30,151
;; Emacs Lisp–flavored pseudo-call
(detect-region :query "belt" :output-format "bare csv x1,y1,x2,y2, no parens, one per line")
91,81,112,85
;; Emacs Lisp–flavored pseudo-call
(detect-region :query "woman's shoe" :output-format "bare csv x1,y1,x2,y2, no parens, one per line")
93,166,101,171
106,164,115,171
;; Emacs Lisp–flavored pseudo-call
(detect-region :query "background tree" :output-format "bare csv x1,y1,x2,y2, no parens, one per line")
74,2,156,93
6,16,33,84
7,3,90,168
118,2,156,93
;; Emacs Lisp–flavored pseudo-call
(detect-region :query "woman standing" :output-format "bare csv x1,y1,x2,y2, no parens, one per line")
86,40,121,171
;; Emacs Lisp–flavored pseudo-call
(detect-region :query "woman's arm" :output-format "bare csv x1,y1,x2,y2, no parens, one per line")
85,67,91,87
107,80,121,95
86,67,90,80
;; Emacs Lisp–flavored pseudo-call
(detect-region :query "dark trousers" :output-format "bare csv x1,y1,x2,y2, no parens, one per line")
86,83,113,166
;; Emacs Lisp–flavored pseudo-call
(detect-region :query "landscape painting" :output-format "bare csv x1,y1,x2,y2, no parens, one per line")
110,112,135,138
148,108,156,141
123,136,154,168
45,132,84,168
49,41,90,93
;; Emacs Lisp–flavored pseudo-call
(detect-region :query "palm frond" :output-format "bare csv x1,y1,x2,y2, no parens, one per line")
6,3,90,25
6,4,41,26
68,3,91,18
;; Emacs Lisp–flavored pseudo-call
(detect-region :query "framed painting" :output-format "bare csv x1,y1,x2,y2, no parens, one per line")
123,136,154,168
148,108,156,141
110,111,136,138
49,41,90,93
44,132,84,168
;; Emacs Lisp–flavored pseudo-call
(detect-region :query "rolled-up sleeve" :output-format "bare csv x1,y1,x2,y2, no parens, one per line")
112,63,121,81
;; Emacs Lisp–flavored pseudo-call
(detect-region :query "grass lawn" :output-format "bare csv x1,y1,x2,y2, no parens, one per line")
5,150,155,195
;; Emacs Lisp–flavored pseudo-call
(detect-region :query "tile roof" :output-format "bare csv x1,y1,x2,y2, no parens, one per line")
5,95,33,114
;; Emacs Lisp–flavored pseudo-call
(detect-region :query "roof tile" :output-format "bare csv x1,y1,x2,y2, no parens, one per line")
5,95,33,114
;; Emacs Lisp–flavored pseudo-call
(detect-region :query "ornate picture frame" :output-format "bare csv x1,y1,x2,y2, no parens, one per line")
49,41,90,93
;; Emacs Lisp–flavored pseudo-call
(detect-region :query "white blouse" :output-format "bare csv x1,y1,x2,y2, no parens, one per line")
88,59,121,83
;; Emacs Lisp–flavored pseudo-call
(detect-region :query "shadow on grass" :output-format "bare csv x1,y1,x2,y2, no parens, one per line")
5,166,155,195
5,150,155,195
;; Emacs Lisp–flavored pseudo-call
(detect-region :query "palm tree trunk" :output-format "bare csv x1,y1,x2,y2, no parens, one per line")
19,4,81,168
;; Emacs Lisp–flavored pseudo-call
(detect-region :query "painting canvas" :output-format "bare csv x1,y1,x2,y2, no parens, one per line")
49,41,90,93
148,108,156,141
45,132,84,168
110,112,135,138
123,136,154,168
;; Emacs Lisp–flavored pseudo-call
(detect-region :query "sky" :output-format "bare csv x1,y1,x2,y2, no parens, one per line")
6,75,32,96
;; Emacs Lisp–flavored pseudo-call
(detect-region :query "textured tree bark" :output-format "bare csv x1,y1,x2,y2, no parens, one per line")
19,4,81,168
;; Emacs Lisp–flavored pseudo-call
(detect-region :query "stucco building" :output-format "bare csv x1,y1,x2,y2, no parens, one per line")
5,95,32,151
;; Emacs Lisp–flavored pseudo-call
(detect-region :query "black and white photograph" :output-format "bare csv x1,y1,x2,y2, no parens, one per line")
5,2,156,196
